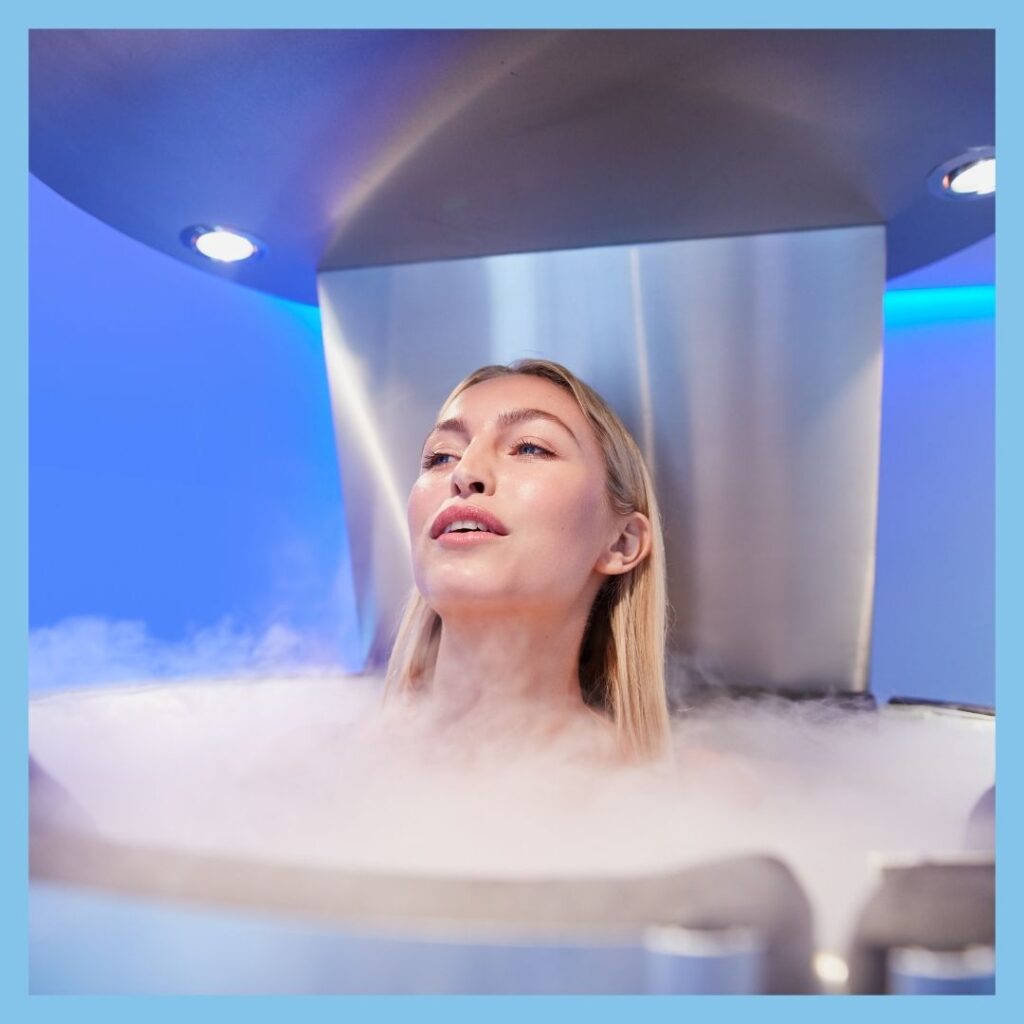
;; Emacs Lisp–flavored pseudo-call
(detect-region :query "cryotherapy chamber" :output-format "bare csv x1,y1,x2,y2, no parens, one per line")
28,30,995,993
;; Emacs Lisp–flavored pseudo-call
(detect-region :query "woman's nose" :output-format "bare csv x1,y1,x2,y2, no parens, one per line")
450,442,494,496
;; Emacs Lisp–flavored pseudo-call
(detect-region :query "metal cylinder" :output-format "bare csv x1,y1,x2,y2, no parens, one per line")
888,945,995,995
644,925,764,994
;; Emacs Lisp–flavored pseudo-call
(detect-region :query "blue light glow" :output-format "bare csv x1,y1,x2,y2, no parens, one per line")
884,285,995,328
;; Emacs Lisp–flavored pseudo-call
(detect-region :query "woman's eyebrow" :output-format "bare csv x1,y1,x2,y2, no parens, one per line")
497,408,580,446
423,407,581,450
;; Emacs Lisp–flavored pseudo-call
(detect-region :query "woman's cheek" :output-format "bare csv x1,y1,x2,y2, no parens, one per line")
408,476,437,535
541,483,607,551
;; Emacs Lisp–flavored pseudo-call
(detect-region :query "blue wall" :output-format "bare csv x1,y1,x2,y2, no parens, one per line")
870,289,994,707
29,175,994,705
29,176,360,683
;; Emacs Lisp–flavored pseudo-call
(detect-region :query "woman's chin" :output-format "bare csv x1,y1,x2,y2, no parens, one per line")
426,583,564,618
427,593,519,618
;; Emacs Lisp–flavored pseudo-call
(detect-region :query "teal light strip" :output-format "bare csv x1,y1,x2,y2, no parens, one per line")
884,285,995,328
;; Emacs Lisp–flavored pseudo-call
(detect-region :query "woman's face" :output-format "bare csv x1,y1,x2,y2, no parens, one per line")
408,375,622,620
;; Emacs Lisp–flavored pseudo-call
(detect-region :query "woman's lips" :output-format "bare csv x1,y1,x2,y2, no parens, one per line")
430,504,510,539
434,530,504,548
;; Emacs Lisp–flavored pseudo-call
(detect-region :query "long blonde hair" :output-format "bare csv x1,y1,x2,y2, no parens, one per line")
384,359,671,760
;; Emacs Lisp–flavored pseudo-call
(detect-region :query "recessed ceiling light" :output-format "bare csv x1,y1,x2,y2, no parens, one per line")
928,148,995,200
181,225,263,263
947,158,995,196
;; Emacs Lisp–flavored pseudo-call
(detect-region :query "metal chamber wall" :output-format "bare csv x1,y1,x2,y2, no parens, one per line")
317,224,885,693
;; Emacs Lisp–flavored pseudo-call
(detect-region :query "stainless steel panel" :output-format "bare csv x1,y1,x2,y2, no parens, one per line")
29,883,647,994
318,224,885,690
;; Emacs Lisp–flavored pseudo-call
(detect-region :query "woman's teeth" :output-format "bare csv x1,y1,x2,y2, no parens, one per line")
444,520,492,534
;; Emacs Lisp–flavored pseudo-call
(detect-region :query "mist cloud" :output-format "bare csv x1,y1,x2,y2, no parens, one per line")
28,615,346,692
29,669,994,956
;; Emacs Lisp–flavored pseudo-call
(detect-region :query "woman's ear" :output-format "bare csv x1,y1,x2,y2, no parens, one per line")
596,512,652,577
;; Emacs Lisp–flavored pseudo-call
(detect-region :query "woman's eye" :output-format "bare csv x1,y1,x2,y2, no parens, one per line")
511,440,554,458
421,451,456,469
422,441,553,469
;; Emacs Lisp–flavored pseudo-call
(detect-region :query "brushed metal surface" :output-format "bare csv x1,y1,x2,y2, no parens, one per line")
319,224,884,691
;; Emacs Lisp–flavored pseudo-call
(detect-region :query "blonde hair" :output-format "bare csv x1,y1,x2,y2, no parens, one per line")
384,359,671,760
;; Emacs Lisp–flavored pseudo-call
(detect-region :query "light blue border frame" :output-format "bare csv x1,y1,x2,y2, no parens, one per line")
4,2,1016,1022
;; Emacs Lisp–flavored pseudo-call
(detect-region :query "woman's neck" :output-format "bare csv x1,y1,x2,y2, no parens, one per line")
422,610,593,729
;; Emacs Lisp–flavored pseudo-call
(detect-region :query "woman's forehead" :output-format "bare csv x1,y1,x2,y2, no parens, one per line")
442,374,584,426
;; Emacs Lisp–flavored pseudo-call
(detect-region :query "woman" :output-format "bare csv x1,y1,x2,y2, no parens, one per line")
384,359,671,762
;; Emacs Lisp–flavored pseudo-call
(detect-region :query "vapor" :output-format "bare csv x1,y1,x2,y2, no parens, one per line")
28,615,347,692
29,650,993,955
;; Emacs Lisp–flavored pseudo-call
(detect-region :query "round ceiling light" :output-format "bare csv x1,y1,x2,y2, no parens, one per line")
928,147,995,200
181,225,263,263
947,158,995,196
